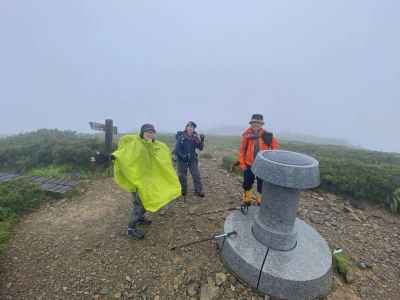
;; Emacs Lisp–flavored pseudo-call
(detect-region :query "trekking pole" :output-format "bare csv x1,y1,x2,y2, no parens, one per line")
170,231,237,251
196,206,242,216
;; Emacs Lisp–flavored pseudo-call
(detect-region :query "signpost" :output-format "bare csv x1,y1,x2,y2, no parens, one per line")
89,119,118,156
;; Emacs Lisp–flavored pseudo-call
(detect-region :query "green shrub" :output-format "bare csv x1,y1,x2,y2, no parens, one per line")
221,155,242,175
389,188,400,214
333,249,352,276
318,158,400,203
28,164,72,177
0,179,46,218
0,179,46,251
0,129,106,172
0,220,13,252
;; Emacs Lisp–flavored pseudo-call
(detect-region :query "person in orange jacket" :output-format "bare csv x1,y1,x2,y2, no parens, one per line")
239,114,279,206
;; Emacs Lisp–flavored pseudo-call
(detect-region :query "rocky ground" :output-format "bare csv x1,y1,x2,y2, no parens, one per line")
0,152,399,300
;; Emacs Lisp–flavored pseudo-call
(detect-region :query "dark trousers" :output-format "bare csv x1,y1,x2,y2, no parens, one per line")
243,167,263,193
177,158,203,194
128,193,145,228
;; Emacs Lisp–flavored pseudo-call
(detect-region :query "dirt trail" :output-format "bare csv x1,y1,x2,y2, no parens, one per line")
1,155,399,299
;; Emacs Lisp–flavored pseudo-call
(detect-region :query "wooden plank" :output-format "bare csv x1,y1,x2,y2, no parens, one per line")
65,180,80,187
51,178,69,185
42,178,61,185
89,121,105,131
0,174,20,182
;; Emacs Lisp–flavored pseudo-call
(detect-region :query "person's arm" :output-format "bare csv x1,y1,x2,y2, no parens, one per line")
193,133,205,151
239,135,248,170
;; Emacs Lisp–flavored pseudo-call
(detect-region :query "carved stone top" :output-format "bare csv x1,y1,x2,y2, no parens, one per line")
252,150,320,189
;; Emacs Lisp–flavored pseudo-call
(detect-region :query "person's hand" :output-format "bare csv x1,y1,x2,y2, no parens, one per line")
90,152,113,164
199,134,205,142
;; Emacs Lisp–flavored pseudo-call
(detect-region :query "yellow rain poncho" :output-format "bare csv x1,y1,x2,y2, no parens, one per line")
113,135,181,212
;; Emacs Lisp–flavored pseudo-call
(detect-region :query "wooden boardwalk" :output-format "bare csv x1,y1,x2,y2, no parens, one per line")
0,172,79,194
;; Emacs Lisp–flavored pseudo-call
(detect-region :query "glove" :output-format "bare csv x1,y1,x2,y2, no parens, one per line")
90,152,114,164
199,134,205,142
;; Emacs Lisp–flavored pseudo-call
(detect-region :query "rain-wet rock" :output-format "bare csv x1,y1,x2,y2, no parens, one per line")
187,282,200,297
215,272,227,287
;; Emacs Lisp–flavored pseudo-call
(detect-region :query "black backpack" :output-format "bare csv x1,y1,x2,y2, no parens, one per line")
263,131,274,149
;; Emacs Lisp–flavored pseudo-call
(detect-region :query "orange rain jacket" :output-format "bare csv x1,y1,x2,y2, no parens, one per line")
239,127,279,170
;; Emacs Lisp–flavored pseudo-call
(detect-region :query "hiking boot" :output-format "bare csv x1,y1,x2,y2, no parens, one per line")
195,191,205,198
255,193,262,206
137,217,152,225
127,227,145,239
242,190,253,206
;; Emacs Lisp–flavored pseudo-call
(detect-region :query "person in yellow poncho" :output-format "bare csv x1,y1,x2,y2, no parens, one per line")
112,124,181,239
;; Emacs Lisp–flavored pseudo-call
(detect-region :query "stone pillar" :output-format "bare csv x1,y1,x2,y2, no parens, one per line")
251,150,320,251
221,150,332,300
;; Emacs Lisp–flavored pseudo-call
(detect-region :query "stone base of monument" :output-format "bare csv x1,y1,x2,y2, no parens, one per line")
221,207,332,300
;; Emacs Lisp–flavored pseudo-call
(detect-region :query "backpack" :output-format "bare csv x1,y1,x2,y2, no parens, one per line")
263,131,273,148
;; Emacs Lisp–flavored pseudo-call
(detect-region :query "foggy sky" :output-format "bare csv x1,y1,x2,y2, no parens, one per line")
1,1,399,152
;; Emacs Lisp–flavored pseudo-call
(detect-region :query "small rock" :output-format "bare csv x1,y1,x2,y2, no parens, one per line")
371,213,382,219
326,193,337,201
63,287,68,292
114,292,122,299
187,282,200,297
200,281,219,300
357,261,372,270
126,276,133,283
345,270,355,284
99,288,112,295
350,212,362,222
360,287,369,298
189,207,197,215
154,296,160,300
6,283,12,289
334,275,343,287
349,199,367,210
310,215,325,225
215,273,227,287
343,206,354,213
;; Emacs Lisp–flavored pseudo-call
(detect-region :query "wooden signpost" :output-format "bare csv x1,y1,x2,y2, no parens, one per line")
89,119,118,155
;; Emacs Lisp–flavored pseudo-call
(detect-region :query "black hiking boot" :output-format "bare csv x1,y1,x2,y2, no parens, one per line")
127,227,145,239
137,218,152,225
195,191,205,198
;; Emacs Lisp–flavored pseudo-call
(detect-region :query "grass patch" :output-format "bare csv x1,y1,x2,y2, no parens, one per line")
28,164,72,177
221,154,242,175
0,219,14,252
0,179,47,252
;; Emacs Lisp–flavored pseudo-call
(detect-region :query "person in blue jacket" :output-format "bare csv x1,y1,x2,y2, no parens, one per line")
174,121,205,197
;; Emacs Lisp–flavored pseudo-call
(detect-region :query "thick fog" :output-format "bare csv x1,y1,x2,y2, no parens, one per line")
1,1,399,152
